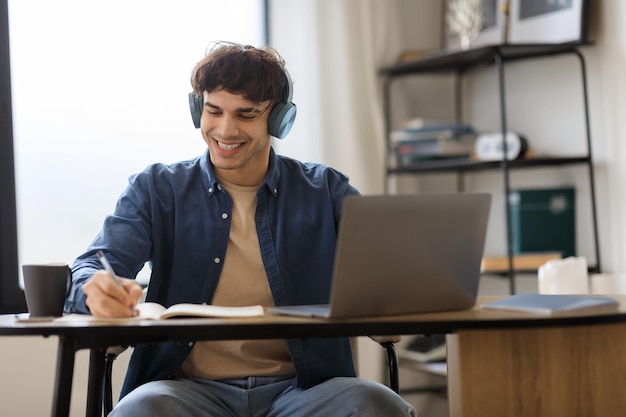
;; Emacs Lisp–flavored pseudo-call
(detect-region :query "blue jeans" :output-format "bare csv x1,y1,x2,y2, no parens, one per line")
109,376,416,417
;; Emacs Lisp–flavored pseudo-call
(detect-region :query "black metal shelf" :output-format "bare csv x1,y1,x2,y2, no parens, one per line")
381,43,601,295
380,43,590,76
388,155,590,175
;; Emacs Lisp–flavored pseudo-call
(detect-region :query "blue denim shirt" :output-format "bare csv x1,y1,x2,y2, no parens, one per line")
65,148,360,397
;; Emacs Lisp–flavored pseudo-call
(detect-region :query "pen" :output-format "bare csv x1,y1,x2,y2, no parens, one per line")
96,250,123,288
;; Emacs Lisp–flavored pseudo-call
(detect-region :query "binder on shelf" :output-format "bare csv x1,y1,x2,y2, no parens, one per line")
509,188,576,258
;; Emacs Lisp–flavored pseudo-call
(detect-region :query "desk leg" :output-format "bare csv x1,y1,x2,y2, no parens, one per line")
86,348,106,417
447,322,626,417
52,336,77,417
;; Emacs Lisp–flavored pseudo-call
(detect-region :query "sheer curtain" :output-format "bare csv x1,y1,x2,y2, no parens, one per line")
268,0,410,383
269,0,405,194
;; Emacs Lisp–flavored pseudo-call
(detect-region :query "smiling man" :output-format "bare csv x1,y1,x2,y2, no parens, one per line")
65,41,415,417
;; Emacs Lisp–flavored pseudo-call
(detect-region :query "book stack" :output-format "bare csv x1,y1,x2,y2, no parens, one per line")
391,119,477,167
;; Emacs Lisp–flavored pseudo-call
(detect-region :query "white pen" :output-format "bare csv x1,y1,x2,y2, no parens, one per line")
96,250,123,288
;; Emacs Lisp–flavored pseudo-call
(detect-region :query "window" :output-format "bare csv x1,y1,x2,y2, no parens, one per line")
6,0,266,300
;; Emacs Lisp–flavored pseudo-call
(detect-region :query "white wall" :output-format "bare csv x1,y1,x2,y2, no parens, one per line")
271,0,444,194
0,337,131,416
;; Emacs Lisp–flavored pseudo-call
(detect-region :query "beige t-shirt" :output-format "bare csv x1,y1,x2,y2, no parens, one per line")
177,180,295,379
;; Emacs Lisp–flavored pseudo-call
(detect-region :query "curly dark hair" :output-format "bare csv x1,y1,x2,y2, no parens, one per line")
190,41,288,105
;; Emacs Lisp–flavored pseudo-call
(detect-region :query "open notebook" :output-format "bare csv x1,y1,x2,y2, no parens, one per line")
269,193,491,319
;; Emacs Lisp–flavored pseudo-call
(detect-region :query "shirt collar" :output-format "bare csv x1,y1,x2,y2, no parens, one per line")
201,148,280,198
264,148,280,198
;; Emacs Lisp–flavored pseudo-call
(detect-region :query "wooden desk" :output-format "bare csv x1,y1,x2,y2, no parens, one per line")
2,295,626,417
447,309,626,416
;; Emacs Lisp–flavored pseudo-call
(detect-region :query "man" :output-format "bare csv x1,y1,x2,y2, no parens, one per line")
65,41,415,417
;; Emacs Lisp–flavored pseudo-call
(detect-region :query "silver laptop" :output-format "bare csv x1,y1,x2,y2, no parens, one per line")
269,193,492,318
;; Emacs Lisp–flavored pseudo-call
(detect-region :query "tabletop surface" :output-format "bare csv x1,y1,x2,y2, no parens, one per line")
3,295,626,349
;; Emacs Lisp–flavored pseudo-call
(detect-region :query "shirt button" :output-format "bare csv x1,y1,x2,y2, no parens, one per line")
188,342,194,347
221,212,228,220
214,257,221,264
217,184,223,191
273,188,278,195
208,187,213,193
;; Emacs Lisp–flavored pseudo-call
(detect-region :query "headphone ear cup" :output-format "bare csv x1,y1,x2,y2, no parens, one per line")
267,70,297,139
188,92,203,129
268,101,297,139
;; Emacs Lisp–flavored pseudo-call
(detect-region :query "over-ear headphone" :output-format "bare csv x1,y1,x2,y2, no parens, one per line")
188,69,297,139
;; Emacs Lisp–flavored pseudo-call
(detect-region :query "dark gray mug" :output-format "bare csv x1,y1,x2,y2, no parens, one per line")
22,264,72,317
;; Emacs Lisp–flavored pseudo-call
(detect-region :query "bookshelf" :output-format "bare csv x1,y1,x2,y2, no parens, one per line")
380,43,601,295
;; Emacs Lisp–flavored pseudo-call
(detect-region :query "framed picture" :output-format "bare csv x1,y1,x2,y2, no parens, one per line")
508,0,589,44
443,0,507,50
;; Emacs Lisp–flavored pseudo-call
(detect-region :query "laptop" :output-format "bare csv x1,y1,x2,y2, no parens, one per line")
268,193,492,319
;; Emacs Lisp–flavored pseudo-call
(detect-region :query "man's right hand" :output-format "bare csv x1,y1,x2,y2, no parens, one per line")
83,271,144,318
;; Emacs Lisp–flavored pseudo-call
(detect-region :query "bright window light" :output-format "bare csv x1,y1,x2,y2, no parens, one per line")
8,0,265,282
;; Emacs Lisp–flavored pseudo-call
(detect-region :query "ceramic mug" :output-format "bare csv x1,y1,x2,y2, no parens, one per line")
22,264,72,317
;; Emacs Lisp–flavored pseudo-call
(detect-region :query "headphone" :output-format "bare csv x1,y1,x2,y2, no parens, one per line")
188,70,297,139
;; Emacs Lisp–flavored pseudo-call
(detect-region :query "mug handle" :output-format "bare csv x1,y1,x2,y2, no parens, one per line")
65,265,72,297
